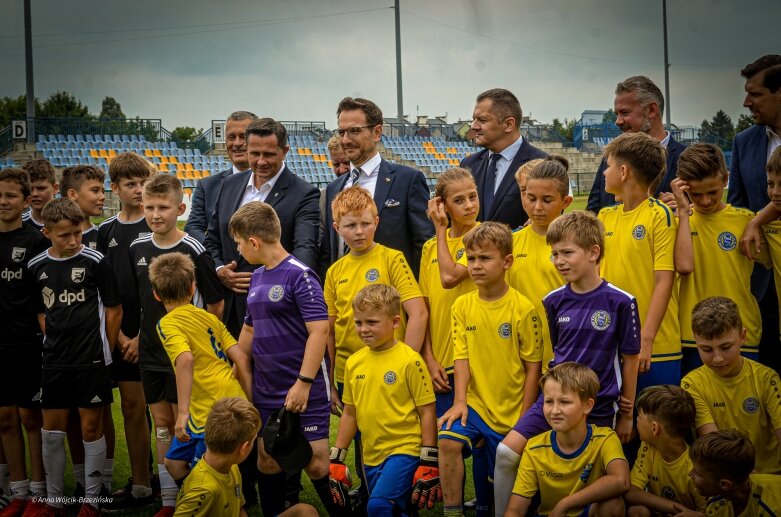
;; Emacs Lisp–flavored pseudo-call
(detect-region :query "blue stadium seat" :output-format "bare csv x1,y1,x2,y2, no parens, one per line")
112,134,121,142
138,135,146,143
130,135,139,142
121,135,130,143
104,180,111,190
37,134,46,143
93,135,102,143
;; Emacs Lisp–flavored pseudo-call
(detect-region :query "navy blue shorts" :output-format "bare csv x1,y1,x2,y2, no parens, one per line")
438,406,503,475
434,373,455,418
636,360,681,392
364,454,418,514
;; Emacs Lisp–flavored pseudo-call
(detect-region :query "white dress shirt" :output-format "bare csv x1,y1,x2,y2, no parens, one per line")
490,135,524,193
240,162,285,208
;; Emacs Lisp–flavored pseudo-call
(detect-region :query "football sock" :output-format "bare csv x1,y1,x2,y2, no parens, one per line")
312,474,349,517
29,480,47,498
73,463,85,489
493,442,521,517
158,464,178,507
42,430,66,509
102,457,114,491
9,480,29,500
83,437,106,506
472,445,491,517
257,472,286,517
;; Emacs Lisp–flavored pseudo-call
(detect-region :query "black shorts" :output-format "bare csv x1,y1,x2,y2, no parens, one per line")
41,367,113,409
110,347,142,383
140,369,177,405
0,343,43,408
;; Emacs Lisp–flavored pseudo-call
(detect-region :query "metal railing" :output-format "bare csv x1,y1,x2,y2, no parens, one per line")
0,125,12,156
33,117,165,142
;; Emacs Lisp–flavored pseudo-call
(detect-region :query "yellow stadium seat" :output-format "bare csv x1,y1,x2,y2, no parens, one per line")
192,170,201,179
176,171,185,179
153,150,162,158
160,156,169,164
158,163,168,172
177,163,186,172
424,148,435,155
202,170,210,177
97,150,108,158
108,150,117,158
169,156,178,164
89,150,100,158
144,149,154,157
185,188,192,196
184,163,193,171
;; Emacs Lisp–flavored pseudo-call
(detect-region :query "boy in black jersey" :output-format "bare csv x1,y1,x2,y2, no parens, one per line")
60,165,105,250
28,198,122,517
128,174,223,516
0,168,48,516
97,153,156,509
21,158,57,233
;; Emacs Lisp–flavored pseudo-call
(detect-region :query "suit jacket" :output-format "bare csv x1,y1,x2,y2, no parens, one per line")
184,168,233,243
728,124,770,213
586,135,686,213
205,166,321,334
460,139,547,229
319,159,433,278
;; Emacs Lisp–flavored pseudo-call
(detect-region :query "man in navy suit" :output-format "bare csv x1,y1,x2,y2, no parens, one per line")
587,76,686,213
319,97,433,277
460,88,547,229
185,111,256,242
731,55,781,373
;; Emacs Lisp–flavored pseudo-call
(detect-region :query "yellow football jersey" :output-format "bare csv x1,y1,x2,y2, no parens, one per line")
764,221,781,340
631,442,706,511
174,460,244,516
512,425,627,516
451,288,543,434
157,304,246,433
419,228,477,373
507,226,564,371
682,359,781,474
679,205,761,355
704,474,781,516
342,341,435,466
598,199,681,362
324,244,422,383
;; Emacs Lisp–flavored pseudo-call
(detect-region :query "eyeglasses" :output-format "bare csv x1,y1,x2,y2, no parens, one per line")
333,125,376,138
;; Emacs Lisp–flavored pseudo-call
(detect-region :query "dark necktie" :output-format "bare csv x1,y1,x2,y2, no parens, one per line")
349,167,361,188
483,153,502,218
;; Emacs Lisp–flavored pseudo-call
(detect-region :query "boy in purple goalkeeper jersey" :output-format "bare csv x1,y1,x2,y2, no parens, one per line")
493,210,641,515
229,201,344,517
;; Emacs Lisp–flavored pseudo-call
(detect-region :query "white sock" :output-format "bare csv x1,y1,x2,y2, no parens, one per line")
42,430,66,509
131,484,153,498
83,437,106,506
0,464,8,495
494,442,522,517
103,458,114,491
9,480,29,500
73,463,85,488
29,480,47,498
158,464,177,507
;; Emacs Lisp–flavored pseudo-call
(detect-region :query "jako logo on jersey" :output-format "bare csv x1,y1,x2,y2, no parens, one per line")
465,325,476,331
632,225,647,240
497,323,512,338
742,397,760,414
384,371,397,384
11,247,26,262
591,311,611,331
71,268,86,283
304,426,318,432
365,269,380,282
718,232,737,251
579,463,593,483
1,268,22,280
557,316,570,324
267,285,284,302
137,257,147,266
338,278,348,284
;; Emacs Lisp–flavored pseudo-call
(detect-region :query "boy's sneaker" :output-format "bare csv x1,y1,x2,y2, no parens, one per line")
76,504,100,517
0,498,27,517
152,506,175,517
110,478,133,499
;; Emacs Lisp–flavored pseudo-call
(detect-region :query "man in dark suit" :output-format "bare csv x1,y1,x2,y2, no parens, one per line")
587,76,686,213
319,97,433,277
460,88,547,229
205,117,320,336
185,111,256,242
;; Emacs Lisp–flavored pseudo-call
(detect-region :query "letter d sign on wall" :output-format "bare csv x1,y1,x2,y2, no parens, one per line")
12,121,27,140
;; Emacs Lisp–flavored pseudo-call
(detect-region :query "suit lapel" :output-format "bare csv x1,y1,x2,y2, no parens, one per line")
265,168,290,209
489,141,529,218
374,160,395,217
474,151,490,220
229,170,253,213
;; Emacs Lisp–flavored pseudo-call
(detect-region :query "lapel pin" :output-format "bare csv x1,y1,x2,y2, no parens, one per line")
385,177,391,182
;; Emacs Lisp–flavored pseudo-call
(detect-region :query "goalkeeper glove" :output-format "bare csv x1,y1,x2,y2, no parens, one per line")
411,446,442,509
329,447,353,508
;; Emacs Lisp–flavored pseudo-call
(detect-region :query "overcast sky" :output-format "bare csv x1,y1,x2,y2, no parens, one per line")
0,0,777,131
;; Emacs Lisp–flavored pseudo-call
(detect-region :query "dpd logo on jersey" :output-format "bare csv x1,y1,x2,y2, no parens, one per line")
71,268,86,283
1,268,22,280
717,232,737,251
632,225,646,240
59,289,86,305
11,247,26,262
42,287,55,309
365,269,380,282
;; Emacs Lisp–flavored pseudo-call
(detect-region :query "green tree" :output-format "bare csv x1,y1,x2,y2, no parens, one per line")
0,95,42,127
41,91,89,118
602,109,617,124
700,110,734,141
99,96,125,119
551,117,576,142
170,126,203,142
735,113,754,134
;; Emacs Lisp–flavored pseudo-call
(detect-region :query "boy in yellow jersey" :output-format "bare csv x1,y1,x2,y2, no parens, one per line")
598,132,680,390
506,362,629,517
681,297,781,474
625,385,706,515
689,429,781,517
671,143,767,374
328,285,439,515
148,253,252,487
438,222,543,517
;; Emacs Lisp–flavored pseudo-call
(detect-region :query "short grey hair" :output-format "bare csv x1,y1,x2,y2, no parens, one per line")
227,110,258,122
615,76,664,114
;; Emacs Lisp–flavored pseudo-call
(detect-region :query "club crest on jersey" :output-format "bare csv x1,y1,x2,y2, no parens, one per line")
11,247,26,262
717,231,737,251
268,285,284,302
662,486,676,500
456,248,465,260
590,311,611,331
383,371,397,384
42,287,55,309
579,463,593,482
498,323,512,339
71,268,86,283
632,225,646,240
365,269,380,282
742,397,759,414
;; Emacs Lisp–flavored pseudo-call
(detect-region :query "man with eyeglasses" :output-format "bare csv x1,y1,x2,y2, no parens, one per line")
319,97,433,279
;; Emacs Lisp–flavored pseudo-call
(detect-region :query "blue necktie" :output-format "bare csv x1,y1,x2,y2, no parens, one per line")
483,153,502,218
349,167,361,188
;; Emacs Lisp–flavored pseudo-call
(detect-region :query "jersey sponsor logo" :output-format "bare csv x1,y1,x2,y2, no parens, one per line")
57,289,86,306
42,287,55,308
465,325,477,331
11,247,26,262
632,225,647,240
383,371,397,384
108,238,118,248
456,248,465,260
338,278,348,285
713,401,726,407
71,268,86,283
579,463,594,482
355,374,365,380
604,231,614,237
497,322,512,339
717,231,737,251
365,268,380,282
137,257,147,266
39,272,48,280
267,285,284,302
557,316,571,323
1,267,22,280
515,253,527,258
742,397,760,414
590,311,611,331
662,486,676,500
539,470,563,478
767,228,780,235
304,425,318,432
